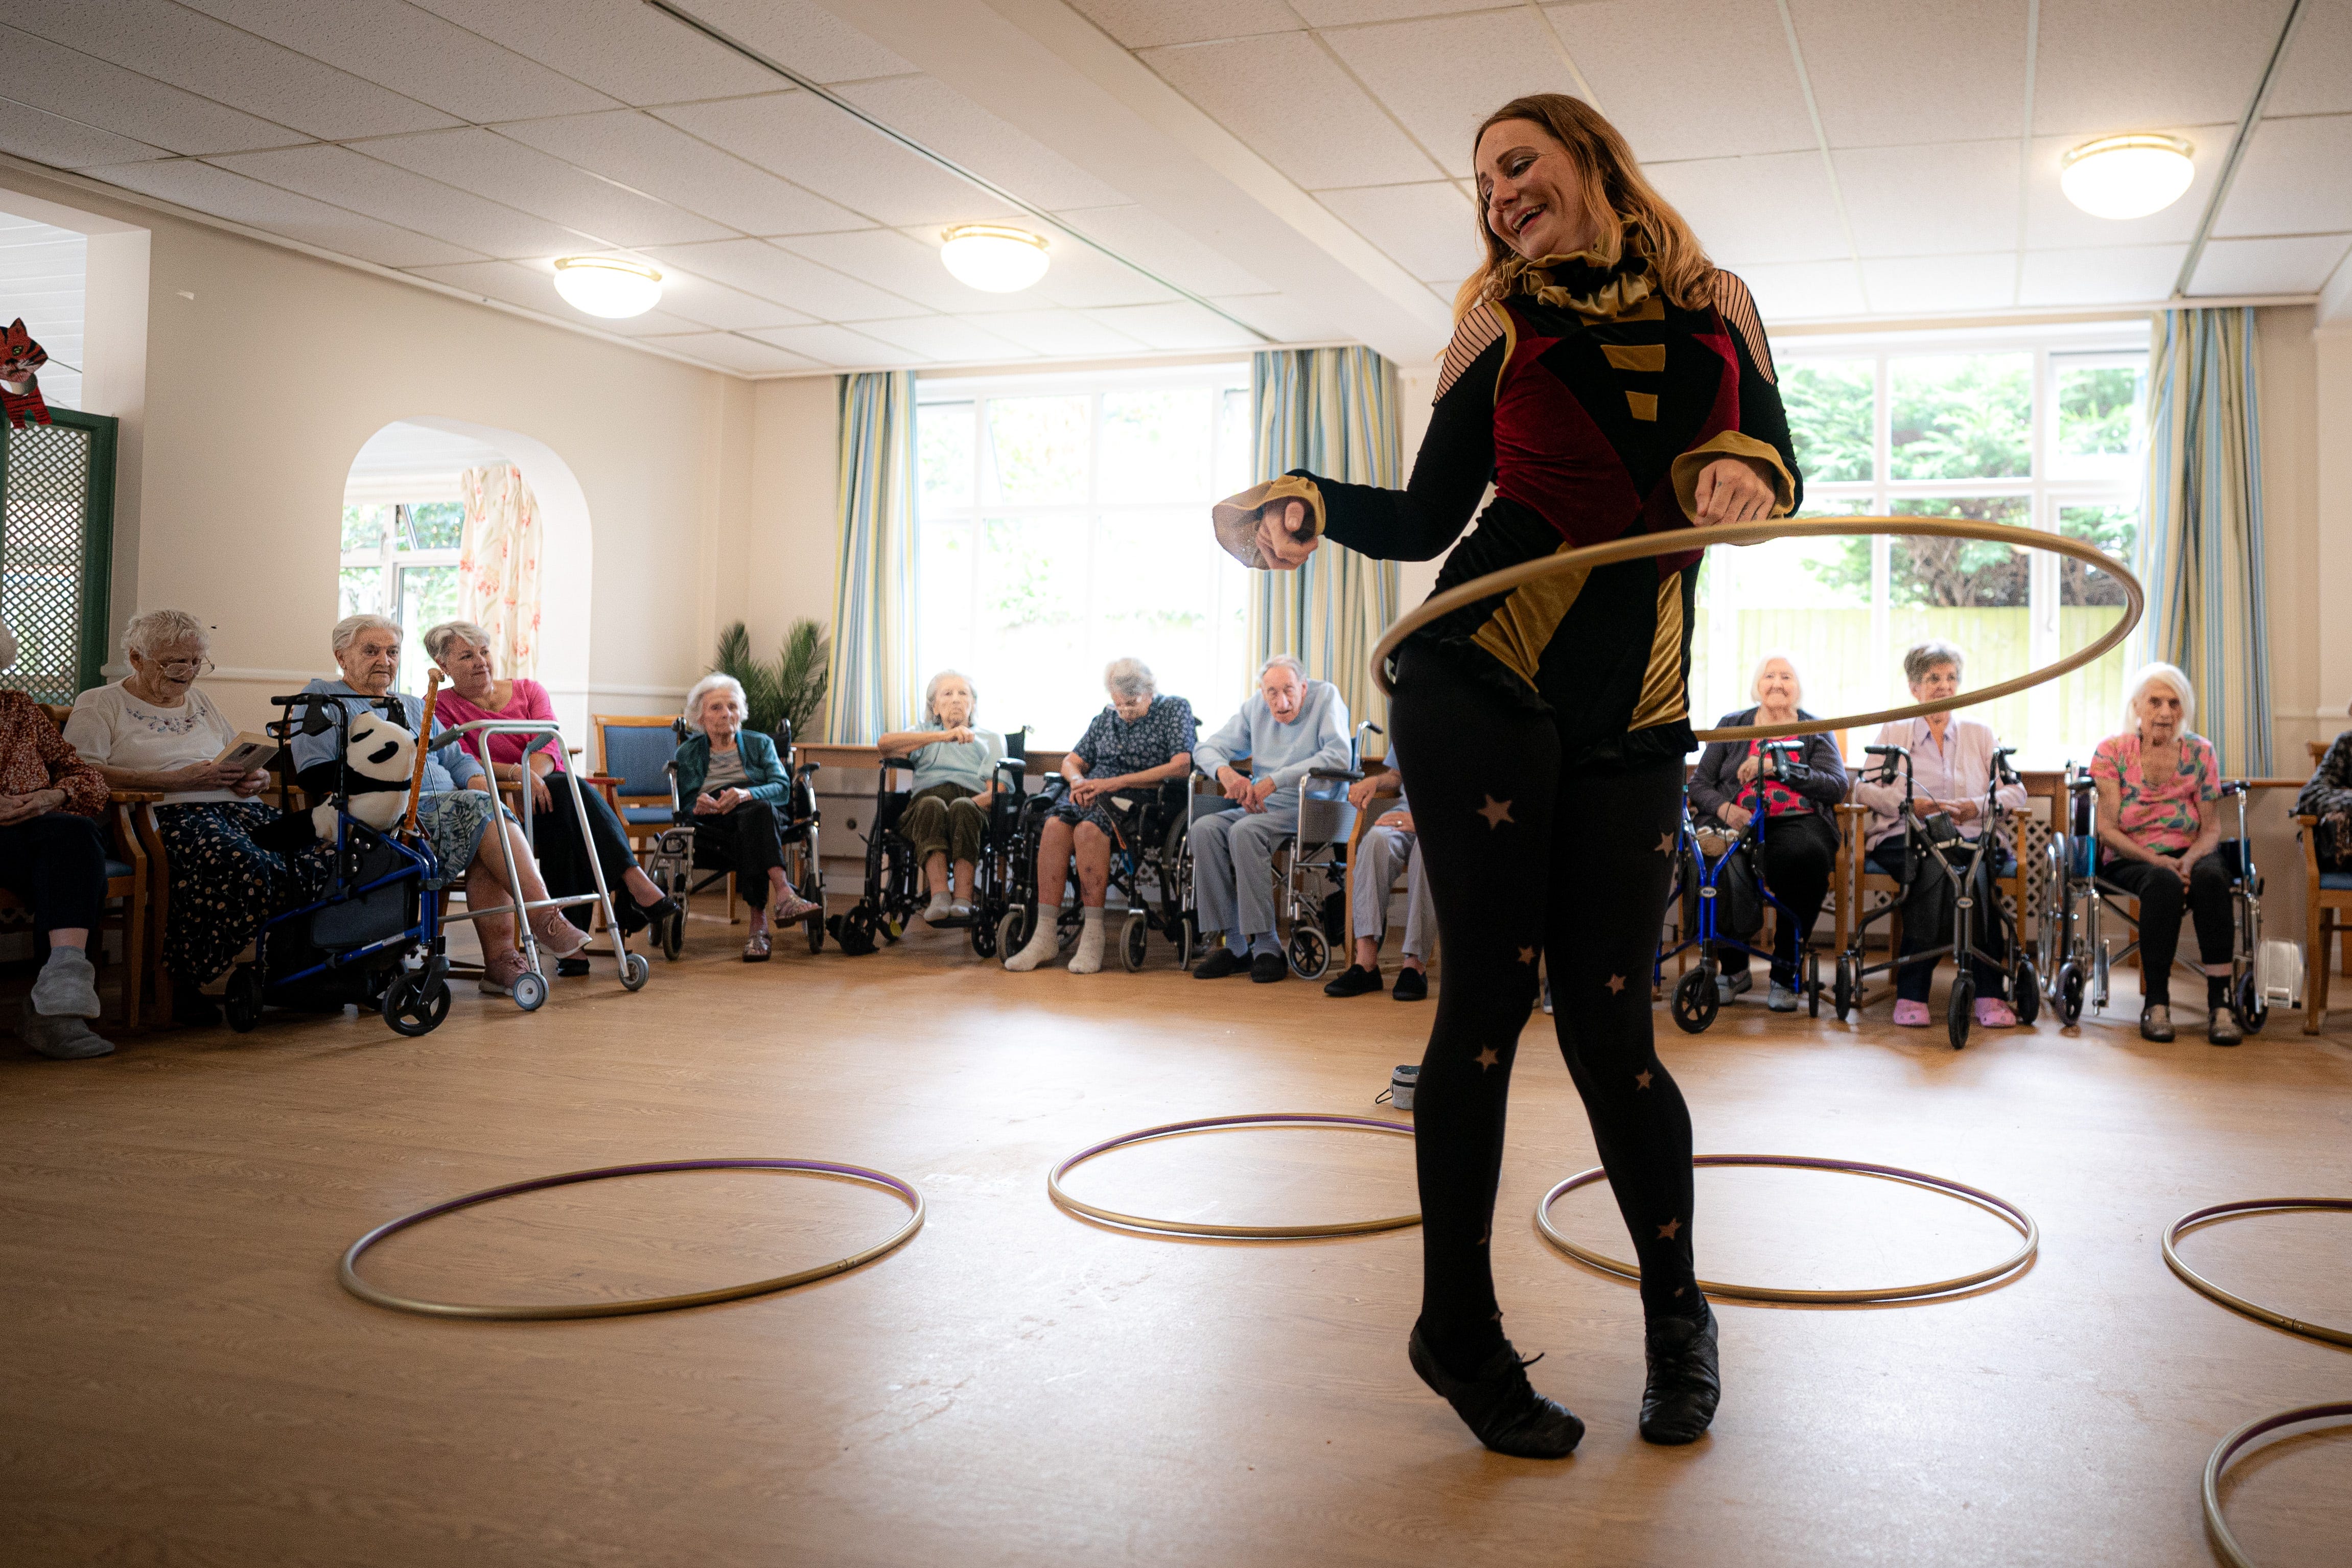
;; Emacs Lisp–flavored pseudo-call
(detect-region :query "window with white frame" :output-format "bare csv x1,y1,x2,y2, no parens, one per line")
914,363,1256,746
1687,324,2147,767
339,501,463,681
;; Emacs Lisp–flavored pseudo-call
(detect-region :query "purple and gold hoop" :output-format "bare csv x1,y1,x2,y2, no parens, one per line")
2202,1402,2352,1568
1050,1113,1418,1239
2163,1197,2352,1347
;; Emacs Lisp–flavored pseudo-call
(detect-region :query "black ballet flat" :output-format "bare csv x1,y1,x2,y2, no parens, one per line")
1639,1302,1720,1445
1408,1323,1585,1459
618,894,678,936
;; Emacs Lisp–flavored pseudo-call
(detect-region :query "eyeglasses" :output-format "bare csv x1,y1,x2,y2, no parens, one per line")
155,658,215,677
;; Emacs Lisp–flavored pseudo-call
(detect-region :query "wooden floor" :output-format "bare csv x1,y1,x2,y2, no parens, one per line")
5,910,2349,1568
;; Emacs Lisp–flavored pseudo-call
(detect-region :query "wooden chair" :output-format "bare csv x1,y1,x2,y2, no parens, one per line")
2294,814,2352,1033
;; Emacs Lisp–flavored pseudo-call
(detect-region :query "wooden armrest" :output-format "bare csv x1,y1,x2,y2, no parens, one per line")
582,774,622,786
108,790,165,803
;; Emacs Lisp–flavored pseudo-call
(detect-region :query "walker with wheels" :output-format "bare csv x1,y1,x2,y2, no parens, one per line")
1656,739,1824,1033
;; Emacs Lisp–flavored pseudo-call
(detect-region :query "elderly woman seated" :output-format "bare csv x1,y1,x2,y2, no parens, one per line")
1687,653,1848,1011
65,610,325,1025
0,618,115,1059
1004,658,1197,975
426,620,677,973
875,671,1003,928
295,614,588,995
1853,640,2027,1032
2093,662,2238,1044
674,673,821,963
1323,744,1430,1001
2295,698,2352,876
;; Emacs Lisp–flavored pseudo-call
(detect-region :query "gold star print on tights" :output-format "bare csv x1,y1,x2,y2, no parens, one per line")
1477,795,1513,828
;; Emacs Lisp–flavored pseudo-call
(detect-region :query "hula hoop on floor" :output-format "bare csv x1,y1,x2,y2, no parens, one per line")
1535,1154,2038,1304
338,1157,925,1320
2202,1402,2352,1568
1049,1113,1418,1239
1367,515,2143,741
2162,1197,2352,1348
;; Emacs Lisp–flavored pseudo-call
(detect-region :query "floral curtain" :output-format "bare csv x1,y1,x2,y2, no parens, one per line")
456,463,544,679
825,370,920,744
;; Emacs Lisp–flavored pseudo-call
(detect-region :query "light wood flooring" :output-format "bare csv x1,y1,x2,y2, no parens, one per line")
4,909,2349,1567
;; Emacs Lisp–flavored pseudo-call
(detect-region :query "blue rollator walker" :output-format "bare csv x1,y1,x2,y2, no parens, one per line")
1657,739,1824,1033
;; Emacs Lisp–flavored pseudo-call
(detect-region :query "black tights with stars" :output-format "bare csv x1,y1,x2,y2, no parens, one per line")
1390,646,1701,1379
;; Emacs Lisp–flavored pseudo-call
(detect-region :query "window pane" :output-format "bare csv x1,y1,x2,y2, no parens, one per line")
398,565,460,682
342,504,388,553
1889,354,2031,480
915,519,975,683
920,401,974,511
1783,360,1874,483
2058,505,2136,607
2055,505,2135,757
974,516,1090,739
1219,386,1253,495
1099,389,1211,502
1889,498,2029,606
2056,360,2144,462
408,501,465,550
987,396,1090,505
338,566,382,621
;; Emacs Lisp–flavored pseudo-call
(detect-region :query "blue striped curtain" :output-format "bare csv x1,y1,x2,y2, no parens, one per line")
825,370,920,743
1248,346,1402,728
2140,308,2271,775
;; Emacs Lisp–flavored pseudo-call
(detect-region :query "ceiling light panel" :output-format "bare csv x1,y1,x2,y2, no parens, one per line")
1642,152,1851,265
1063,0,1302,51
359,128,732,248
2019,127,2217,248
206,144,595,259
1784,0,2030,148
0,100,170,171
664,0,917,83
1320,12,1586,167
407,260,698,333
743,322,925,367
1832,142,2023,257
90,157,481,267
2209,115,2352,237
1544,1,1818,163
2016,242,2190,305
1314,182,1483,283
405,0,781,104
2030,0,2293,138
178,0,618,124
2190,233,2352,295
634,238,922,320
640,331,823,374
833,77,1130,212
0,22,293,155
653,93,1022,229
492,111,871,238
1138,34,1441,190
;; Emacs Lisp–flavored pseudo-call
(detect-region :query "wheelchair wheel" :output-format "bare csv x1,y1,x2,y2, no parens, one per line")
1175,914,1196,971
225,965,263,1034
996,907,1028,967
381,969,449,1037
2011,958,2039,1026
2236,972,2269,1035
1806,949,1821,1018
619,951,650,993
1671,964,1717,1034
659,907,684,961
1947,974,1974,1050
1121,911,1149,973
805,907,824,954
513,970,548,1012
968,909,997,959
2057,961,2085,1025
1288,923,1331,980
1832,954,1853,1022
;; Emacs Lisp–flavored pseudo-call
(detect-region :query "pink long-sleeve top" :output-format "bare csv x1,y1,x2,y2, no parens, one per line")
1852,716,2028,850
431,678,568,774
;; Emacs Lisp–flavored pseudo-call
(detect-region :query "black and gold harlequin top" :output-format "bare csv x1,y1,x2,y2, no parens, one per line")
1247,249,1802,774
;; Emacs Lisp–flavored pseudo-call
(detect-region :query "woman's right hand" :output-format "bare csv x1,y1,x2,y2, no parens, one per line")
1719,802,1754,832
529,773,553,812
173,760,244,790
1253,499,1318,570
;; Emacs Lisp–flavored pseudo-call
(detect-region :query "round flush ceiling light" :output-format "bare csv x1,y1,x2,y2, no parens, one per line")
552,255,663,318
939,224,1052,293
2059,135,2196,220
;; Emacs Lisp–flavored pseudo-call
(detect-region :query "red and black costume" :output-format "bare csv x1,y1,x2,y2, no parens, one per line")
1223,248,1801,1413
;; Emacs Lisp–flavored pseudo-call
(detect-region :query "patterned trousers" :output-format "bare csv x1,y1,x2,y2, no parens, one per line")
153,801,333,982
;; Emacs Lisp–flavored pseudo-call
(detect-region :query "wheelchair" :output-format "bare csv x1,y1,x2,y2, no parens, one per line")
834,738,1030,958
1832,741,2037,1049
2036,765,2267,1031
998,768,1191,971
643,717,825,959
1657,740,1825,1033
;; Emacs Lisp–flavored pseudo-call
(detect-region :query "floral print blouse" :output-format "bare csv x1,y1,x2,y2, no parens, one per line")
2296,731,2352,868
2091,730,2220,855
0,690,108,817
1071,695,1198,780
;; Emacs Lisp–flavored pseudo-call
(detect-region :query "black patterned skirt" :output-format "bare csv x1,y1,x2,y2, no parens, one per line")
153,801,335,982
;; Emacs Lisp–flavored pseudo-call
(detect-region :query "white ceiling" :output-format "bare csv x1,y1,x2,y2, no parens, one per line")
0,0,2341,378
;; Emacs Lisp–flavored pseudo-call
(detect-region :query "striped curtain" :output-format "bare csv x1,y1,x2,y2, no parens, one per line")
825,370,920,744
2140,307,2271,775
1248,346,1402,728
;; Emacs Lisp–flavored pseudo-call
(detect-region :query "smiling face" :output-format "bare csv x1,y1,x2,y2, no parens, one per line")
1476,118,1597,262
1753,658,1799,716
1262,665,1306,724
437,635,493,695
2136,680,2183,742
338,627,401,696
1908,661,1961,706
930,675,973,729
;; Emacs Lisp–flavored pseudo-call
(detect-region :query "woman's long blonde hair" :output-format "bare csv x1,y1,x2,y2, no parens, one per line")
1454,94,1714,319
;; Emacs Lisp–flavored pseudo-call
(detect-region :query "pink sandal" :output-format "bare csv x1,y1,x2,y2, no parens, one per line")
1892,1000,1931,1027
1973,997,2018,1027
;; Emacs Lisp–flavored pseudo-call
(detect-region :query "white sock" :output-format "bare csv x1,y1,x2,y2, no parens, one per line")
1004,920,1060,972
1068,907,1106,974
924,893,951,922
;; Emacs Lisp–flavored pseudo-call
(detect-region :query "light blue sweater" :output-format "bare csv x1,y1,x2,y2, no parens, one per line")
1194,680,1352,811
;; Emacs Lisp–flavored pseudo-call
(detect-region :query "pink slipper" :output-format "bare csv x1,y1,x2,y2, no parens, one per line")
1892,1000,1931,1027
1973,997,2017,1027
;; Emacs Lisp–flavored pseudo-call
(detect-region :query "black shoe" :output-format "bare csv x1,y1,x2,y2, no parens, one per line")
1408,1323,1584,1459
170,974,221,1028
1250,951,1287,982
2140,1002,2175,1042
1193,947,1249,979
2207,1005,2243,1046
1324,963,1383,997
556,957,592,977
1393,966,1428,1002
1639,1303,1720,1445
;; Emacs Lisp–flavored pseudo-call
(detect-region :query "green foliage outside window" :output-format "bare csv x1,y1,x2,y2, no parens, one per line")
1783,361,1873,483
1890,355,2031,480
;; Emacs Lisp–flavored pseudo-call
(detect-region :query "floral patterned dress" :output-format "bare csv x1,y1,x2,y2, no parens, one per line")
2090,731,2221,855
2295,732,2352,872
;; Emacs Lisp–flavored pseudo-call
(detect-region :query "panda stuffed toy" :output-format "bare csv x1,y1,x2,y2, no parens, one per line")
254,707,420,854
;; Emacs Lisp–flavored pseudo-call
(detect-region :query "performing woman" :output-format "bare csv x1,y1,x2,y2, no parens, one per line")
1217,94,1800,1456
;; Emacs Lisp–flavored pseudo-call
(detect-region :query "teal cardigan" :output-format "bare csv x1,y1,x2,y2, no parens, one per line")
672,730,789,814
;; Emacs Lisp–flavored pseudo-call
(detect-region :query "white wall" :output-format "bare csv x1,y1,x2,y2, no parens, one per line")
741,375,842,734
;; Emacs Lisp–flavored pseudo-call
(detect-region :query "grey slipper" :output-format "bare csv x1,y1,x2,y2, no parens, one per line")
20,1002,113,1060
30,949,101,1018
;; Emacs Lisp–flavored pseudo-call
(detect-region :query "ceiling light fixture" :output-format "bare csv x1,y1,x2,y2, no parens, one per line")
939,224,1051,293
552,255,663,318
2059,135,2196,221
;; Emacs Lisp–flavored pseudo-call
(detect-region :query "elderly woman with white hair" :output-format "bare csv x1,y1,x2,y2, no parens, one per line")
1685,653,1848,1010
1,616,116,1058
66,609,329,1025
876,671,1003,926
1003,657,1197,974
2091,662,2237,1044
675,671,820,962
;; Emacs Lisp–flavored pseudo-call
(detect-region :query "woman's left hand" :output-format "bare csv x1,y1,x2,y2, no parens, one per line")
1692,457,1778,526
529,773,553,812
233,769,269,799
1735,757,1760,784
1252,499,1319,570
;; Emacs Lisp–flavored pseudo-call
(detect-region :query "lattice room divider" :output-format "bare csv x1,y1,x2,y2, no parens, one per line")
0,409,118,703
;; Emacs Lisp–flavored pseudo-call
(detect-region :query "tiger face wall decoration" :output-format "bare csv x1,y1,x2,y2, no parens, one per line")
0,318,52,429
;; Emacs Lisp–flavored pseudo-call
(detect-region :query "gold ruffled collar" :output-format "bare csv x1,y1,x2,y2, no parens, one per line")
1488,219,1652,318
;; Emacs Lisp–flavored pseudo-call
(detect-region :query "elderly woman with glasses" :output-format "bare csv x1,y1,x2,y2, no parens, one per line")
65,609,331,1026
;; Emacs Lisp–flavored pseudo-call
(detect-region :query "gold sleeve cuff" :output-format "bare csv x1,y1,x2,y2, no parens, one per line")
1212,475,1324,568
1671,433,1796,523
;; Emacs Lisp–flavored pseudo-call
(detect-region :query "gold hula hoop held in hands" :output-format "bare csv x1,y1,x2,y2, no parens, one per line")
2162,1197,2352,1348
1367,516,2144,741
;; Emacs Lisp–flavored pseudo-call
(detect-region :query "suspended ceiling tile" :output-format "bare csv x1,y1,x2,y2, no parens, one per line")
2265,0,2352,116
852,314,1036,362
401,259,705,335
636,270,817,331
493,111,871,238
1788,0,2030,148
2031,0,2293,139
87,157,482,267
0,24,298,155
1835,142,2022,258
1048,205,1273,298
743,322,925,366
962,308,1151,357
2015,242,2187,305
2019,125,2226,249
1296,0,1510,20
1080,300,1260,350
1020,235,1181,310
1544,0,1816,162
662,0,917,84
2211,114,2352,238
1644,152,1849,265
1858,252,2017,313
1138,35,1441,190
176,0,617,124
1319,11,1584,170
1064,0,1300,50
1314,182,1483,283
206,144,595,259
1726,258,1866,320
358,128,733,248
636,237,924,320
406,0,781,105
2190,232,2352,294
653,93,1021,229
779,228,1023,315
640,330,824,373
1207,291,1350,342
832,76,1129,212
0,97,171,170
